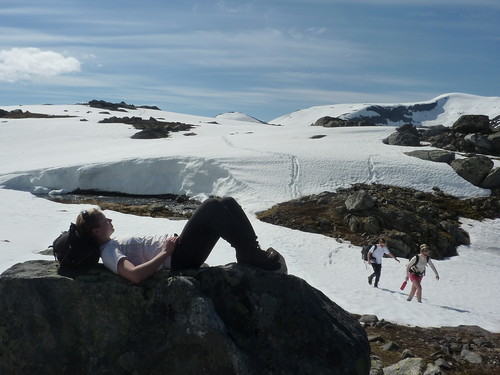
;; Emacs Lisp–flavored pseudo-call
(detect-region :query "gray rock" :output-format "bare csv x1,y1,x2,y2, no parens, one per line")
480,167,500,189
434,358,452,370
450,155,494,186
397,124,419,136
423,363,443,375
461,349,483,364
488,132,500,153
452,115,491,134
439,221,470,245
367,334,384,343
0,260,370,375
384,131,421,146
384,357,426,375
381,341,400,351
370,355,384,375
405,150,455,163
422,125,448,137
464,133,494,152
345,190,374,211
401,349,415,358
360,314,379,324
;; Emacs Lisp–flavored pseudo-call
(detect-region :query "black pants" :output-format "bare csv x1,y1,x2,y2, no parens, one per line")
370,263,382,287
171,197,257,270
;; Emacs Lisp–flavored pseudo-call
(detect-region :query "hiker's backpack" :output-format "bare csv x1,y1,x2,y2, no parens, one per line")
52,223,100,269
361,244,376,262
409,254,430,276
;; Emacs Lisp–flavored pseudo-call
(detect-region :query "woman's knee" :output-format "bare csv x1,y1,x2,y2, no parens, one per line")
199,197,223,211
219,196,238,209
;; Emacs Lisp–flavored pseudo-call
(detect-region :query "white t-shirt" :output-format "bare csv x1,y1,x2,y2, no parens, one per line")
100,234,171,274
369,245,390,264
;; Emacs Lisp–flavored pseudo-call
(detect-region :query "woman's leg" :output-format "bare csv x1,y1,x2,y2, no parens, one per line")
407,275,422,301
416,281,423,302
171,197,279,270
219,197,257,242
407,282,417,301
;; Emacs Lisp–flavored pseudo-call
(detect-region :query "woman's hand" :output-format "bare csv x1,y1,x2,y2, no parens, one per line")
117,235,179,284
164,235,179,257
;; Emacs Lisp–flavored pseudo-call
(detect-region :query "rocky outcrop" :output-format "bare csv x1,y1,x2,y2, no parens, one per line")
257,183,500,259
421,114,499,156
312,116,373,127
0,261,370,375
450,155,494,187
382,115,500,192
383,124,420,146
403,150,455,164
363,315,499,375
87,99,161,111
99,116,194,139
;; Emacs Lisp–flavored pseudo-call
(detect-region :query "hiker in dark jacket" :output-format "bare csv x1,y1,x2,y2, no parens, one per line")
405,244,439,303
367,237,400,288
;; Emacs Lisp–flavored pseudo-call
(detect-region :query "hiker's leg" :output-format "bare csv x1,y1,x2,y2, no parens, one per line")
373,264,382,287
368,264,376,284
407,283,417,301
416,280,423,302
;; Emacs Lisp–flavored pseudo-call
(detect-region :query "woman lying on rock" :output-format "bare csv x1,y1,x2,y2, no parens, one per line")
75,197,282,283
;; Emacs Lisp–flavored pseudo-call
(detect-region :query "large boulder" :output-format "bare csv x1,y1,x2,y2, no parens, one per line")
383,131,420,146
404,150,455,164
450,155,494,186
0,261,370,375
488,132,500,154
452,115,491,134
481,167,500,189
345,190,375,211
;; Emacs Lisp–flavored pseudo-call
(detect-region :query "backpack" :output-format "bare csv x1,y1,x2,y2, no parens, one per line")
52,223,100,269
409,254,430,276
361,244,376,262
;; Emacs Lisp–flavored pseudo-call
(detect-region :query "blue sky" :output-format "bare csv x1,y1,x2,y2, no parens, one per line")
1,0,499,121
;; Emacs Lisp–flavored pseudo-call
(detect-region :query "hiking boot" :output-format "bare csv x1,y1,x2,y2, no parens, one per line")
236,247,281,271
368,275,373,285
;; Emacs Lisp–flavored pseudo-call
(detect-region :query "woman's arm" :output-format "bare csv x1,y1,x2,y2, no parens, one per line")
117,236,178,284
427,259,440,280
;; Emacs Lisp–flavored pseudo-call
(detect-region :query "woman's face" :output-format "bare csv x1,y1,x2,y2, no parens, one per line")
93,212,115,239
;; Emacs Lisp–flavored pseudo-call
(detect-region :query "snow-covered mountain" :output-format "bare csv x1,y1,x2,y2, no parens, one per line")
1,94,499,332
271,93,500,127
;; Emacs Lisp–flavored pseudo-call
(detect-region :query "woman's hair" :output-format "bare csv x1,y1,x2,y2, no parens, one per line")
75,208,102,238
420,244,430,252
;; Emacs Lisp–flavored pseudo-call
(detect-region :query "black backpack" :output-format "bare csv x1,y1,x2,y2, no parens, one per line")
52,223,100,269
361,244,376,262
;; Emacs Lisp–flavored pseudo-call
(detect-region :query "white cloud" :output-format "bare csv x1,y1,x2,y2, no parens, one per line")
0,47,80,83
